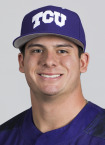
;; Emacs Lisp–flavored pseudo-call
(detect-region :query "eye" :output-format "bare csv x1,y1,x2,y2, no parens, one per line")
32,49,43,53
58,50,68,53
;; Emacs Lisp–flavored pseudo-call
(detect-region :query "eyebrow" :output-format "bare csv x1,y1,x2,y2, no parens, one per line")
27,44,46,49
55,44,73,48
27,43,73,49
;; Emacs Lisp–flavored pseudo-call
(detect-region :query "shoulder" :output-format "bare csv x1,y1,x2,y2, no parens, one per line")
0,108,30,132
85,102,105,139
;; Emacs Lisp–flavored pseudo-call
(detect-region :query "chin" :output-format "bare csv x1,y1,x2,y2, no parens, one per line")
41,87,61,97
42,91,59,96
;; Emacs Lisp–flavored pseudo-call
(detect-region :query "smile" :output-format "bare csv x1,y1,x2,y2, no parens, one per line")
39,74,62,78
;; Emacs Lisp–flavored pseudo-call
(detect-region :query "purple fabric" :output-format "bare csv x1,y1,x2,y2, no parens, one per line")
0,102,105,145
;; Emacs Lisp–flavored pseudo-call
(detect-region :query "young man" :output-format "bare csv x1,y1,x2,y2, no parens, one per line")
0,5,105,145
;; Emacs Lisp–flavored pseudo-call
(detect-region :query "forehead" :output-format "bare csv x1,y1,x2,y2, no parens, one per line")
26,35,78,47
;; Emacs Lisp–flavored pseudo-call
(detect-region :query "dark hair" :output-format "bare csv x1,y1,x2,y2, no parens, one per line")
19,44,26,57
19,44,84,58
77,45,84,58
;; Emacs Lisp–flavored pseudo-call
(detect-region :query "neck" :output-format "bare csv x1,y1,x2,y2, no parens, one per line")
31,88,87,133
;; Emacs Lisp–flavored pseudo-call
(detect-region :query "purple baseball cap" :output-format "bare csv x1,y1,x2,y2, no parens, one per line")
13,5,86,51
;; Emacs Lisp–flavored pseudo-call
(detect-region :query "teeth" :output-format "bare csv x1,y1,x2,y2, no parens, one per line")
40,74,60,78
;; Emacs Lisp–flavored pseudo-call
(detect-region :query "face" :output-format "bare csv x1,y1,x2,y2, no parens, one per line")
18,35,89,101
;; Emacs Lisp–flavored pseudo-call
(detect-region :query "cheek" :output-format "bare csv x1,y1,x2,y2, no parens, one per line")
61,56,72,70
24,56,37,74
60,55,80,74
23,57,37,86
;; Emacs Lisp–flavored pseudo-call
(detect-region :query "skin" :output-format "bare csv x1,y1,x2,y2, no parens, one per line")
18,35,89,133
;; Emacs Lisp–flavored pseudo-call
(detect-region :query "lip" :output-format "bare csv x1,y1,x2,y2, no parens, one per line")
37,71,64,75
37,73,63,80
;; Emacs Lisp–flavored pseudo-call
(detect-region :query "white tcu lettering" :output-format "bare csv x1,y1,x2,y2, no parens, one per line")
54,11,67,27
42,10,54,23
32,10,67,29
32,12,43,29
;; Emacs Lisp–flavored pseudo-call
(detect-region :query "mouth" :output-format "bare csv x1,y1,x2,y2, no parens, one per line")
38,74,63,78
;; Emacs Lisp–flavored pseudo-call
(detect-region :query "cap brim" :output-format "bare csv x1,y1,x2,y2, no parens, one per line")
13,33,84,50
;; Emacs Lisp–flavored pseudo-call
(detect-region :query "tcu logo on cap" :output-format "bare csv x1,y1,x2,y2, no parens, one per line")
32,10,67,29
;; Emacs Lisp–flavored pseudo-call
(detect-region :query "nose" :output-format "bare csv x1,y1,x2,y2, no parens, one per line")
39,51,58,68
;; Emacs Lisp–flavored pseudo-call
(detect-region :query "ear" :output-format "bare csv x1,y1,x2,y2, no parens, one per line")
80,52,89,73
18,53,25,73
